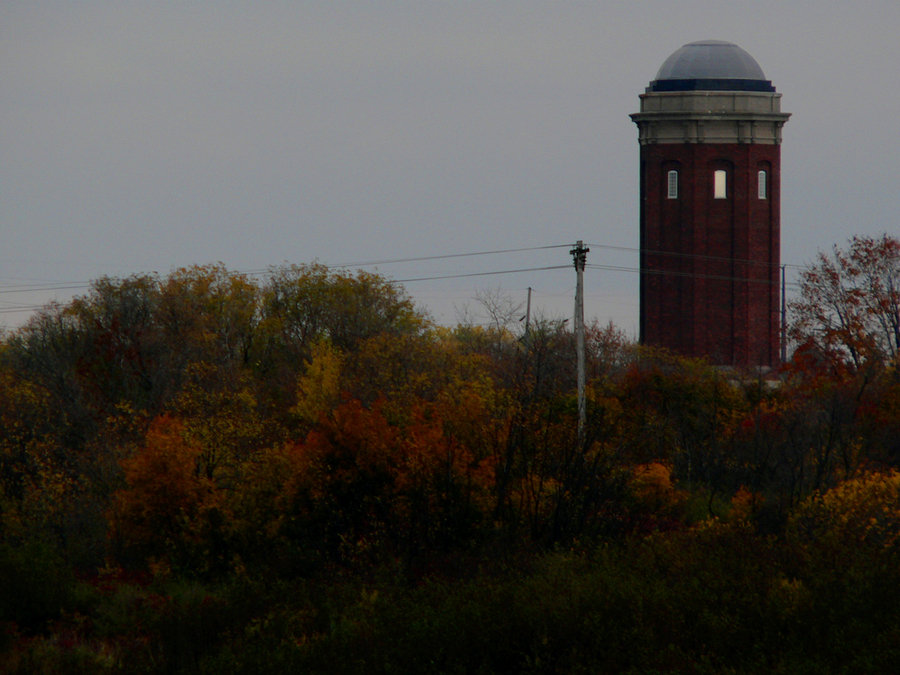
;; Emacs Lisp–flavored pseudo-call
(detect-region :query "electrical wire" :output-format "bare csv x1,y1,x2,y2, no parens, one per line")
395,265,570,283
331,244,572,269
0,240,812,324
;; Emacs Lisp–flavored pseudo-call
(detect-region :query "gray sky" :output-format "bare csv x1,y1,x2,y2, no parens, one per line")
3,1,900,334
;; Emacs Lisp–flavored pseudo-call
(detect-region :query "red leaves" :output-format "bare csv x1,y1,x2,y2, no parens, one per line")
790,234,900,369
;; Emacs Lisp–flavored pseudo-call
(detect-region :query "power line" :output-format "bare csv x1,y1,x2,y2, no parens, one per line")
0,283,92,295
0,306,52,315
395,265,570,284
0,241,810,295
331,244,572,269
0,239,814,326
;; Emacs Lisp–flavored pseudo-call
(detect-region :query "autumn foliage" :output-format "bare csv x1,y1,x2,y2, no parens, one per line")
109,416,219,568
3,253,900,672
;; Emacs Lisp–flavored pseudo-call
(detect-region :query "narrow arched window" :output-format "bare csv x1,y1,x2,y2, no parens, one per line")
667,170,678,199
758,170,767,199
714,170,727,199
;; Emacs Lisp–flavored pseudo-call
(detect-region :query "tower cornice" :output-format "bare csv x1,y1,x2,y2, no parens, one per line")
631,91,790,145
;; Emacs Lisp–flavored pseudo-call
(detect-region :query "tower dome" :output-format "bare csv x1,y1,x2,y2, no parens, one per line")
647,40,774,92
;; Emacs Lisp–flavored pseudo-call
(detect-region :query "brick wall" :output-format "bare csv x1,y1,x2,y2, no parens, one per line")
639,142,781,367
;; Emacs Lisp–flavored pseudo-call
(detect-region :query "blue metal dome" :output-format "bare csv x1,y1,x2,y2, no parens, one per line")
647,40,775,92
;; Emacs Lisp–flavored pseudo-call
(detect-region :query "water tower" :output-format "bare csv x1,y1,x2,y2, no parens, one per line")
631,40,790,367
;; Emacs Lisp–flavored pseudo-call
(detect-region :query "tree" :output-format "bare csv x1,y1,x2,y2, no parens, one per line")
0,367,57,531
290,338,344,429
157,264,260,382
5,302,100,451
784,470,900,668
108,415,220,569
255,263,427,408
280,397,495,564
3,267,260,445
788,470,900,566
259,263,424,354
790,234,900,368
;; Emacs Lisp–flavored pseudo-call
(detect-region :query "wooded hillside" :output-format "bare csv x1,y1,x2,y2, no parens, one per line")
2,246,899,672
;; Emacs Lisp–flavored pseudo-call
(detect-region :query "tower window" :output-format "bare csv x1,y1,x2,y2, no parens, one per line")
758,170,767,199
667,170,678,199
713,170,727,199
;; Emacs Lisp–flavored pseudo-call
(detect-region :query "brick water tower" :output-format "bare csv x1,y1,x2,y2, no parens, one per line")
631,40,790,368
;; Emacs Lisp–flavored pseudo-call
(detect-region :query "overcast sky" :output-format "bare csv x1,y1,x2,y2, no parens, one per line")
3,2,900,334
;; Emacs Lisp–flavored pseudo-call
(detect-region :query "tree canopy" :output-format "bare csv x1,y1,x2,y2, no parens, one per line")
3,254,900,672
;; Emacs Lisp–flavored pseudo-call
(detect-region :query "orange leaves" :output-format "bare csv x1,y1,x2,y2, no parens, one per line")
280,398,495,558
293,399,398,494
629,463,682,511
109,416,219,565
100,321,510,568
625,462,688,532
729,486,762,522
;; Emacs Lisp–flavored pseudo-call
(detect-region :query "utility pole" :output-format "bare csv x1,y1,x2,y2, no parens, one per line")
570,240,589,446
525,286,532,337
780,264,787,364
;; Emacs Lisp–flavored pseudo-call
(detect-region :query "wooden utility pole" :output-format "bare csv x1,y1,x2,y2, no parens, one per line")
525,286,532,337
780,265,787,363
570,240,589,445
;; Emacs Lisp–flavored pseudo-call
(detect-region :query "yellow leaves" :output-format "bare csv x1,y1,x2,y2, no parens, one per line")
168,363,272,483
160,263,259,363
292,339,344,427
0,372,82,534
260,263,425,356
787,470,900,571
0,370,54,452
768,575,808,614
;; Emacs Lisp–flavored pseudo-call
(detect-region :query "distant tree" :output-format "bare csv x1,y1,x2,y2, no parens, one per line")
586,319,634,380
108,415,221,569
790,234,900,368
279,397,495,564
291,338,344,429
5,301,103,450
255,263,427,408
157,264,260,381
474,287,524,334
0,368,55,523
259,263,424,354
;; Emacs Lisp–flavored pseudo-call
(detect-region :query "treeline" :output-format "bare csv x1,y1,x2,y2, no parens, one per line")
2,254,900,672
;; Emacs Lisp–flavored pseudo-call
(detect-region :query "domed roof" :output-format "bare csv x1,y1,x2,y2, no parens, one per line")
647,40,775,93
